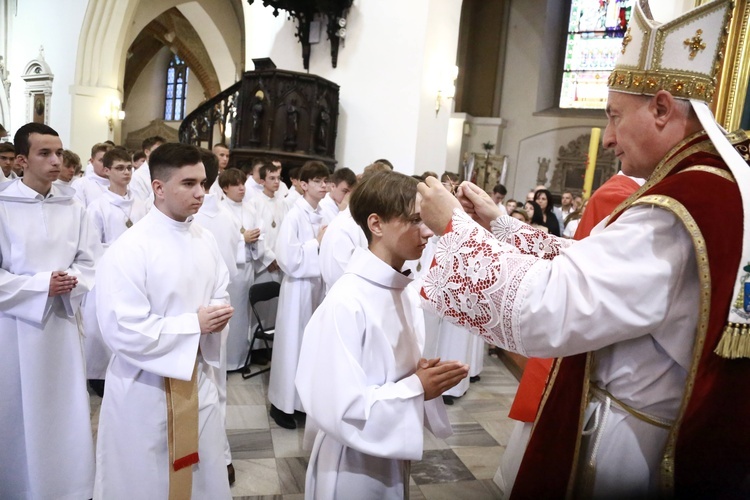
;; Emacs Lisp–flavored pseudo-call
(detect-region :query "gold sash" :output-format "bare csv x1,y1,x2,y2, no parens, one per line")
165,362,200,500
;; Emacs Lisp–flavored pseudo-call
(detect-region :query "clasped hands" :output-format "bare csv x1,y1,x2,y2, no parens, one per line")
198,304,234,334
416,357,470,401
417,177,502,235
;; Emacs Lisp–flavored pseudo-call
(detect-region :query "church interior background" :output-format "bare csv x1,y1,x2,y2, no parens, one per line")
0,0,731,497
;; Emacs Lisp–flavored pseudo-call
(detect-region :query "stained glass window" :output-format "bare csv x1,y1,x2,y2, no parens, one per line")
560,0,634,109
164,54,189,120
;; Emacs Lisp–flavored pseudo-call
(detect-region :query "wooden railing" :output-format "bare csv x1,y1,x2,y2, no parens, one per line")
179,81,241,148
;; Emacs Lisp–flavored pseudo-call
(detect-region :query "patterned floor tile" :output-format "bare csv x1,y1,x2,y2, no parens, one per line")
410,449,475,485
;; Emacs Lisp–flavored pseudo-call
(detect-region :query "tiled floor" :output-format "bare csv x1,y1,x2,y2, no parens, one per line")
90,349,519,499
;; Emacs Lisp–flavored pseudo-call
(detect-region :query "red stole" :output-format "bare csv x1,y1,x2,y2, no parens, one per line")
511,134,750,498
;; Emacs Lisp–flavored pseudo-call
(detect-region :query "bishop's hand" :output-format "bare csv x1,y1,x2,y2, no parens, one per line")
457,181,502,231
417,177,462,236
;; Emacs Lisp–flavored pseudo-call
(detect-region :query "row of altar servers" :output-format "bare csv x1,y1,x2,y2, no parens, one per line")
76,164,485,408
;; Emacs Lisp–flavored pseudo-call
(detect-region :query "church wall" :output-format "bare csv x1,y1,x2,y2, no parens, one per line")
243,0,460,175
497,0,695,200
7,0,89,149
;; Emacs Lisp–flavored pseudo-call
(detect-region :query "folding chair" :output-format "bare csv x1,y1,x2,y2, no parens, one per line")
241,280,281,379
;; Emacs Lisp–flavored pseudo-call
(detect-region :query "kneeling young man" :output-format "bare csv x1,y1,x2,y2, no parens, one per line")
296,171,469,499
94,143,234,499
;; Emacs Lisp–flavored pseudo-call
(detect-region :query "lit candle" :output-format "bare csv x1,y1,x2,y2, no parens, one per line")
583,127,601,200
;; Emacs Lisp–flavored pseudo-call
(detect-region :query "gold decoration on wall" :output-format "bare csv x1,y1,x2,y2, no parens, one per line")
711,0,750,131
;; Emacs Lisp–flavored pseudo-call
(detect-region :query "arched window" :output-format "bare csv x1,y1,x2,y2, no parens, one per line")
164,54,189,121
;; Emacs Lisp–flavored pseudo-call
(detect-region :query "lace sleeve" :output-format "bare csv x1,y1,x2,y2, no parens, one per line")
421,210,540,353
490,215,574,260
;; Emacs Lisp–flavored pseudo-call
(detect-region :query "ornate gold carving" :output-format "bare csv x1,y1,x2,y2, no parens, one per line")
684,29,707,59
713,1,750,131
622,27,633,54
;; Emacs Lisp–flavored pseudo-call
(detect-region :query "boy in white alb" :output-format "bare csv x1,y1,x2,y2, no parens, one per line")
268,160,330,429
84,148,148,395
251,161,285,280
208,143,230,199
319,162,391,291
283,166,303,211
0,123,100,499
296,171,469,499
220,168,268,371
53,149,80,187
318,167,356,223
71,142,112,207
94,143,234,499
128,135,165,204
194,149,242,484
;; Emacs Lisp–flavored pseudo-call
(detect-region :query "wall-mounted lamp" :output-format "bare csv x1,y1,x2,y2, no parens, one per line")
101,98,125,132
436,65,459,116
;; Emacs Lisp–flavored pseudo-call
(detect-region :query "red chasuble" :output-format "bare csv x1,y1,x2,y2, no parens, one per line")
511,133,750,499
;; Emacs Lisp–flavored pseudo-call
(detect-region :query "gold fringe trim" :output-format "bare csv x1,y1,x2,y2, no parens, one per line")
714,322,750,359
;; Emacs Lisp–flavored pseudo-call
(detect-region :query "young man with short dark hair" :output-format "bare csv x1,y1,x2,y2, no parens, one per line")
94,142,234,498
0,123,100,499
0,142,16,181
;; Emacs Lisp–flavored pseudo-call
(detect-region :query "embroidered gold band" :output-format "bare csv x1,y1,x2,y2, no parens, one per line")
608,69,715,102
678,165,736,183
166,362,200,500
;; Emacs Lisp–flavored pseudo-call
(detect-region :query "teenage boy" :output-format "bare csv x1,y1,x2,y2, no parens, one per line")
71,142,112,206
296,171,468,498
0,142,16,181
0,123,100,499
94,143,233,499
208,143,230,199
54,149,81,186
268,160,329,429
318,167,356,223
194,148,241,484
283,165,303,211
129,135,165,203
84,149,149,394
220,168,267,371
251,161,285,276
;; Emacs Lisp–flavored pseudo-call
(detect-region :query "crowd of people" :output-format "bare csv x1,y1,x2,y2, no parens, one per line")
2,1,749,497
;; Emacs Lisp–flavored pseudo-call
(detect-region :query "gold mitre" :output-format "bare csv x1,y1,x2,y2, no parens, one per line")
607,0,732,103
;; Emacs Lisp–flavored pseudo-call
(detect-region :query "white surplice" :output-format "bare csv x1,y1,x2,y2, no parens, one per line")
82,189,148,379
71,171,109,207
318,207,367,292
0,179,100,499
221,197,265,370
250,190,286,269
93,207,231,500
424,209,699,498
194,193,243,465
318,193,339,223
297,248,452,499
268,196,325,414
283,187,302,212
208,178,225,200
129,161,153,205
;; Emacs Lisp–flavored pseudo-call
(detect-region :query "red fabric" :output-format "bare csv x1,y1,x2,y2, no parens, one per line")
173,452,199,471
574,174,640,239
512,134,750,498
507,357,554,422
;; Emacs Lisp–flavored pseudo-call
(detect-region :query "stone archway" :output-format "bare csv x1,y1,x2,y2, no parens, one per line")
70,0,244,153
